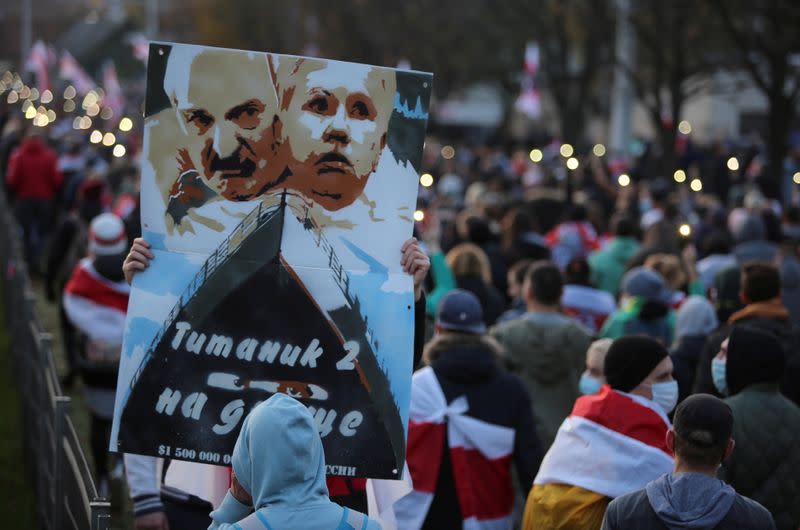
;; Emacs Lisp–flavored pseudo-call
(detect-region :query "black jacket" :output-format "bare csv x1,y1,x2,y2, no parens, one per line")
694,311,800,407
602,487,776,530
670,334,708,406
421,332,543,529
455,274,507,326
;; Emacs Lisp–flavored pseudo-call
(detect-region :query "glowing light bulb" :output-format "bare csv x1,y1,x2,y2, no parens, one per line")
566,157,579,170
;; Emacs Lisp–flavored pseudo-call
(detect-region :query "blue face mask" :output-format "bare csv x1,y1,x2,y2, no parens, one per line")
712,357,728,395
651,380,679,414
579,373,603,395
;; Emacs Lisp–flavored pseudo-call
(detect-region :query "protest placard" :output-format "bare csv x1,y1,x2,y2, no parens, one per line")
110,42,432,478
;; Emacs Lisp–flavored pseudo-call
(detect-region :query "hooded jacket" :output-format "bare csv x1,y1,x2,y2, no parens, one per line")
491,312,593,447
588,237,640,295
6,136,62,200
209,394,381,530
601,473,775,529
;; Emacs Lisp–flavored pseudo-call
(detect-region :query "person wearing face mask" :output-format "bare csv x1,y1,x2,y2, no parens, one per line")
712,326,800,530
522,336,675,530
578,339,613,395
62,213,130,497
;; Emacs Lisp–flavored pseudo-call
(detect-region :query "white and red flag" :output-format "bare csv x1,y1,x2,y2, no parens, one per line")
515,42,541,119
63,258,130,346
534,385,674,499
389,366,515,530
26,40,52,94
59,50,96,96
102,60,125,123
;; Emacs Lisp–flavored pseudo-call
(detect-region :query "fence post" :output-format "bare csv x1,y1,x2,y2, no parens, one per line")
90,500,112,530
53,395,70,530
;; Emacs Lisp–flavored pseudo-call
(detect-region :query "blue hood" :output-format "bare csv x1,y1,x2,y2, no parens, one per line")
232,393,328,510
646,473,735,529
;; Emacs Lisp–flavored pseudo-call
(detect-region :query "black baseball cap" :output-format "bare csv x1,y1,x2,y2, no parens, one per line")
673,394,733,448
436,289,486,334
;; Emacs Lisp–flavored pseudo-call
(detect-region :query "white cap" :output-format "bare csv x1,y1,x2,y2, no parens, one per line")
89,213,127,256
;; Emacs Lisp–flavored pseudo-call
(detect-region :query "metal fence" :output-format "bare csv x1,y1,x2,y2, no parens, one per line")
0,189,111,530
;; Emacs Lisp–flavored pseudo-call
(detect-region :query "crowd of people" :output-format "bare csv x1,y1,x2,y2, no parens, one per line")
3,94,800,529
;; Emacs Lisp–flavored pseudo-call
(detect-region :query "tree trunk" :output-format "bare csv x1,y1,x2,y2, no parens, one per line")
764,94,792,200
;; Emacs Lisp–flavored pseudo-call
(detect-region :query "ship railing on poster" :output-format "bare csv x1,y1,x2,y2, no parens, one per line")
130,190,374,390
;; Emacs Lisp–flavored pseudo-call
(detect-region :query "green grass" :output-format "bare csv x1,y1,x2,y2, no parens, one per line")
0,289,36,529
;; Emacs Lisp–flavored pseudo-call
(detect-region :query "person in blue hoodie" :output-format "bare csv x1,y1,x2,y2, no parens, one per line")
208,393,382,530
601,394,774,530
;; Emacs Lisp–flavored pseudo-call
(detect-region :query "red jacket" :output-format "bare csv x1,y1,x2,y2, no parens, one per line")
6,137,63,200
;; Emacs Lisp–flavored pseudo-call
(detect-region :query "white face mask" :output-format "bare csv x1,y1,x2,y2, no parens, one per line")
579,373,603,395
712,357,728,395
651,380,679,415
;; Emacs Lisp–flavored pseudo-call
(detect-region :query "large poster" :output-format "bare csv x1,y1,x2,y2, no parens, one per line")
110,42,432,479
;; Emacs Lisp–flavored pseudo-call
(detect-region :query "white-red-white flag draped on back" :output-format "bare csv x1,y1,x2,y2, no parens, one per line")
390,367,516,530
63,258,130,346
534,385,674,499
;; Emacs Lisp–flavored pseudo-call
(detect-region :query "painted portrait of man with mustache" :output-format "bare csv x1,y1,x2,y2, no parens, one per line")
161,46,293,205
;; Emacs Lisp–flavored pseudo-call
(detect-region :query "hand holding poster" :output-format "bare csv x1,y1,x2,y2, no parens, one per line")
111,42,432,479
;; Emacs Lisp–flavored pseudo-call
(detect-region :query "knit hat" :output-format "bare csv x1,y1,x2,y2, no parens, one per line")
726,325,784,396
436,289,486,335
675,296,719,338
622,267,673,305
673,394,733,449
604,336,669,392
88,213,127,256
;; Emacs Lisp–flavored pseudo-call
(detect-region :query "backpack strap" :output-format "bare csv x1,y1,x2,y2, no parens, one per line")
235,511,273,530
338,507,369,530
